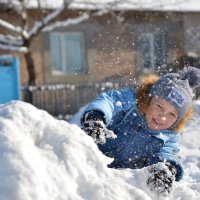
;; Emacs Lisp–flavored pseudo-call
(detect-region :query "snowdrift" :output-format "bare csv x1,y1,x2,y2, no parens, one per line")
0,101,199,200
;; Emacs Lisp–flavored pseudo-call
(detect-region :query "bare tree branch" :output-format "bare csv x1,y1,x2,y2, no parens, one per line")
28,2,69,40
5,0,23,15
0,34,23,46
19,0,28,32
37,0,45,25
0,19,23,34
0,43,27,52
42,13,90,32
42,9,109,32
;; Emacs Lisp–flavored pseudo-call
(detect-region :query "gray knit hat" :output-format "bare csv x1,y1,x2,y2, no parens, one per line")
150,67,200,127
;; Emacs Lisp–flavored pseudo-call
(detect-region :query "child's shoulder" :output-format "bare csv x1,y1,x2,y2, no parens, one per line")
108,88,136,99
112,88,136,103
105,89,136,109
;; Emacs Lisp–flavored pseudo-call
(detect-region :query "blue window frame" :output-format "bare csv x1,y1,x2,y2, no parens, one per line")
50,32,86,74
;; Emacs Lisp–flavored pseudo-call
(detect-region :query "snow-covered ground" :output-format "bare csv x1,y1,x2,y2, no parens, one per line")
0,100,200,200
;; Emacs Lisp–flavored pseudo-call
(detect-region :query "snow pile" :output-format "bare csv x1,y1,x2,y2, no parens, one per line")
0,100,200,199
0,101,150,200
173,102,200,200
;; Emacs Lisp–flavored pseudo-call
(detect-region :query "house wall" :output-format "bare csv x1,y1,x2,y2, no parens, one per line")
91,16,135,84
1,9,198,87
42,13,136,86
42,11,187,87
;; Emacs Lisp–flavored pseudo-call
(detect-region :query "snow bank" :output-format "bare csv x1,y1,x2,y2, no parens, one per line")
0,101,200,199
0,101,151,200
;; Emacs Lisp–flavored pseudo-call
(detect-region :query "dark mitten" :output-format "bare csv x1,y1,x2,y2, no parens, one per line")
82,111,116,144
146,162,176,197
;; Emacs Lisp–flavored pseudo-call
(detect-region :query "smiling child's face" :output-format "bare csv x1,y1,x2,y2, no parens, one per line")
145,96,178,130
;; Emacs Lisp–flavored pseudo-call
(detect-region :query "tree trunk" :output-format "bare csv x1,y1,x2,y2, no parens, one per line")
24,51,36,85
24,50,36,103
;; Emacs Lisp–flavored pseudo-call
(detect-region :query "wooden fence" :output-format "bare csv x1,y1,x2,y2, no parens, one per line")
21,82,120,118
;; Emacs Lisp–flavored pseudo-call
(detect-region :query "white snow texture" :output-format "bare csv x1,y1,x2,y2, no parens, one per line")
0,100,199,200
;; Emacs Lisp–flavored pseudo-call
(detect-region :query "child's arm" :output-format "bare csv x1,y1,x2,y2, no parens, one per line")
82,89,135,126
158,140,183,181
146,141,183,197
81,89,135,143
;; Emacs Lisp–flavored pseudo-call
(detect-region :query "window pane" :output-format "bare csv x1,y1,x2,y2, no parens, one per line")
138,32,167,69
154,33,166,65
139,34,155,69
64,32,85,73
50,34,62,71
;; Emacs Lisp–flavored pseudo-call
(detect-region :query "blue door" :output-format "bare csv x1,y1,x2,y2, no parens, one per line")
0,55,20,104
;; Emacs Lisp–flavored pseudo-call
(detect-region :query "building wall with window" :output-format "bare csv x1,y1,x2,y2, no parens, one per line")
42,11,186,87
1,9,198,86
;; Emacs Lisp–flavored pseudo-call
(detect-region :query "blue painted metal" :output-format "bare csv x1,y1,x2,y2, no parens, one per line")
0,55,20,104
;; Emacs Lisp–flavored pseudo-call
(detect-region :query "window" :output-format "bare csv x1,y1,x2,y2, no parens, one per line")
138,32,166,70
50,32,86,74
138,33,155,69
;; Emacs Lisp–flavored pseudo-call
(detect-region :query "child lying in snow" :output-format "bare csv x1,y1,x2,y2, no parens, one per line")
81,67,200,196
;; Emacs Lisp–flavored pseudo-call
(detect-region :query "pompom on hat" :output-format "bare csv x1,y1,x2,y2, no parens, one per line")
150,66,200,127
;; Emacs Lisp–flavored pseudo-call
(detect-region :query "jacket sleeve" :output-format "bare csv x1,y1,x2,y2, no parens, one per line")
159,140,183,181
83,89,135,125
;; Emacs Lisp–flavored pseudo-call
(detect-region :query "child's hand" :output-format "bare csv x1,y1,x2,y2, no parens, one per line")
146,162,176,197
82,119,116,144
82,110,116,144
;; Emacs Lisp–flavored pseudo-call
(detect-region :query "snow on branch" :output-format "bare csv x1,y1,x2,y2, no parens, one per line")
0,19,22,34
92,8,110,16
30,8,108,34
42,13,90,32
0,34,23,46
28,2,68,38
0,44,27,53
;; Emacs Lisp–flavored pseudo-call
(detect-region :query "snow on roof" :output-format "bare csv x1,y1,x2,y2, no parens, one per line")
1,0,200,12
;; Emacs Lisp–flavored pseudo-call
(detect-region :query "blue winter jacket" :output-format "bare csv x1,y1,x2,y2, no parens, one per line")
84,89,183,181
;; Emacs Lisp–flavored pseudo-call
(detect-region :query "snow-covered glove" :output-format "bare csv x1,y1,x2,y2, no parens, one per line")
82,110,116,144
146,162,176,197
